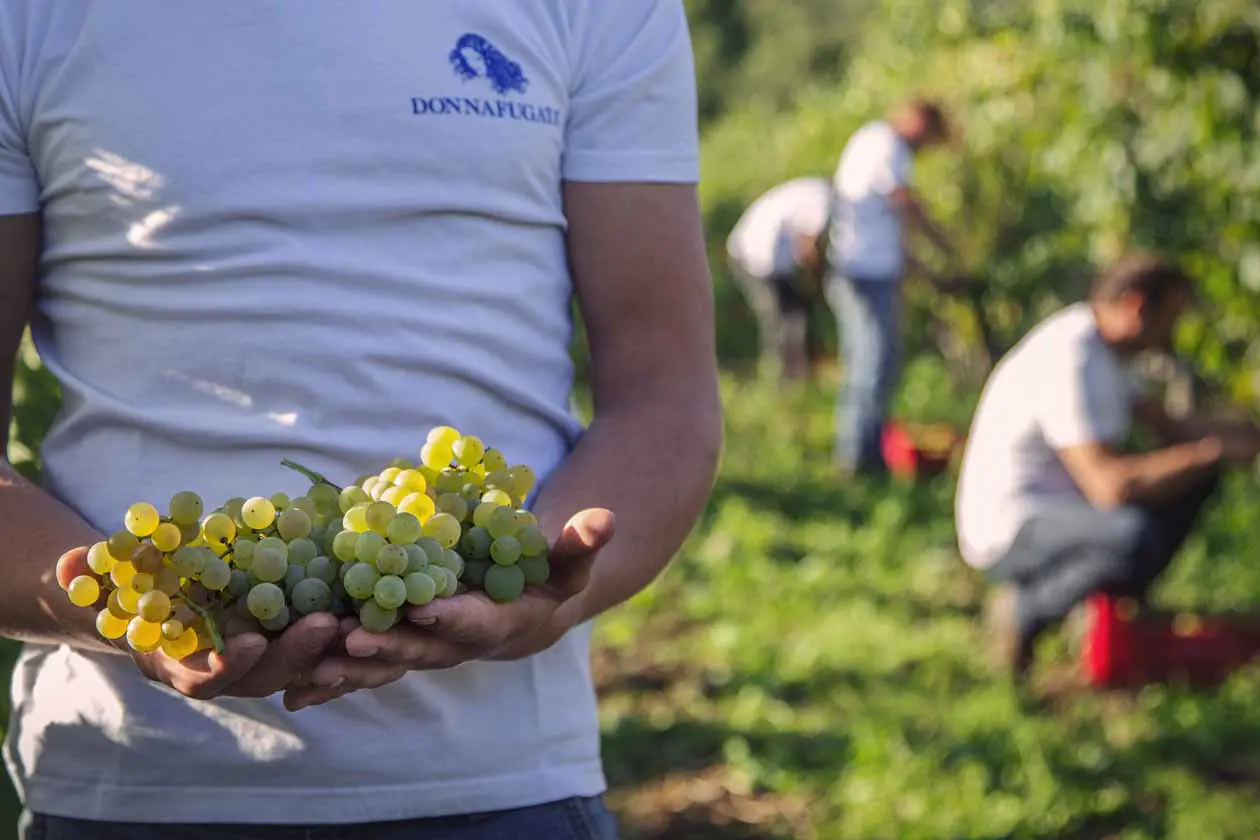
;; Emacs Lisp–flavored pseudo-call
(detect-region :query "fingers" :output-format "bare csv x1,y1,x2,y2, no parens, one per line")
155,633,268,700
343,623,467,667
228,612,342,697
283,660,410,712
549,508,616,564
55,546,91,591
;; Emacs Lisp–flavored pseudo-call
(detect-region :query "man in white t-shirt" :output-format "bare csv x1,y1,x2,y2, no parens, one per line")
956,254,1260,677
0,4,722,838
725,177,832,381
826,100,963,473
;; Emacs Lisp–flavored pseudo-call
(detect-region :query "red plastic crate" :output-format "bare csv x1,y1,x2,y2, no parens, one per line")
1081,594,1260,688
881,421,960,479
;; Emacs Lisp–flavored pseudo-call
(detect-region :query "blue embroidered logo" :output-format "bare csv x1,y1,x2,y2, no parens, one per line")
410,32,561,127
449,33,529,96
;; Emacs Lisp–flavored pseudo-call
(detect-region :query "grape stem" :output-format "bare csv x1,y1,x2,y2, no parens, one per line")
280,459,343,492
177,595,225,654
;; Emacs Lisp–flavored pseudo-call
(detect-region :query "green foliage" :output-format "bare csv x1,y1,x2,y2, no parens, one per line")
7,332,58,483
695,0,1260,398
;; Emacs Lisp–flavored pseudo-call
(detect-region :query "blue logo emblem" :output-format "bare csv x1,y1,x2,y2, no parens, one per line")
449,33,529,96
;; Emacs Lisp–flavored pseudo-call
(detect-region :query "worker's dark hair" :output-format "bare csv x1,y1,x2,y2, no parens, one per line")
910,99,949,140
1089,252,1193,307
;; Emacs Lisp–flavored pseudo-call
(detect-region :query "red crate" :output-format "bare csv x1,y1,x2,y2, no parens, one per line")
881,421,960,479
1081,595,1260,688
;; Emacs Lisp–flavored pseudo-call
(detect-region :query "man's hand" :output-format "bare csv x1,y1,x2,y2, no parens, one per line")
55,546,341,700
281,508,616,712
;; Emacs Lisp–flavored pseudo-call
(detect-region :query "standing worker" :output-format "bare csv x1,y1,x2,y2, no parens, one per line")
726,176,832,382
825,100,962,475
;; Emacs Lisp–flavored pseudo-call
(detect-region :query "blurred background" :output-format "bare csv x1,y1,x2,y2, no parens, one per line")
7,1,1260,837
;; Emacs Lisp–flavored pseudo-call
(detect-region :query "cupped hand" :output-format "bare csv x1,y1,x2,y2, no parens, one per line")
282,507,615,712
56,547,341,701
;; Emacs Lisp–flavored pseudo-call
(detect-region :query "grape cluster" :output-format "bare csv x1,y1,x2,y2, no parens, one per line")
59,426,549,659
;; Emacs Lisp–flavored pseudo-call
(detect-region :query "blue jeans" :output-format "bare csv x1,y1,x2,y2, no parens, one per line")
20,797,619,840
826,273,901,472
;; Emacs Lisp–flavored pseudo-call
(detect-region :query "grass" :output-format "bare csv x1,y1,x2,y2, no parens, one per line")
6,361,1260,838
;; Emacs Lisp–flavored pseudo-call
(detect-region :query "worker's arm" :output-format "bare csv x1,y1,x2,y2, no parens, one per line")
1134,396,1260,451
891,185,961,267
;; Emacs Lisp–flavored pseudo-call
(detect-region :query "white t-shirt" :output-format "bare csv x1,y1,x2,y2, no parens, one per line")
955,303,1139,569
1,1,698,825
725,177,831,279
827,121,913,280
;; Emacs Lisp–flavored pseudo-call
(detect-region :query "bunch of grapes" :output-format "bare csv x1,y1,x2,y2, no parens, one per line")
59,426,550,660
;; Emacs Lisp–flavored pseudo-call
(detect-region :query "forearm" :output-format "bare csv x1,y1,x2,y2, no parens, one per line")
0,460,119,651
1112,438,1223,506
531,402,721,625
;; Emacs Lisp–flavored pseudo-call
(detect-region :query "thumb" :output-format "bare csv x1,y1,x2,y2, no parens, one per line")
549,508,615,565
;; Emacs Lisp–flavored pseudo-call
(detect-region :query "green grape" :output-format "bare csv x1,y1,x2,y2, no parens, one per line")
375,544,409,576
438,549,465,578
168,491,204,526
308,524,327,547
309,482,341,513
490,536,522,566
306,555,337,584
363,502,393,535
290,496,318,521
513,509,538,529
459,526,492,559
404,543,428,573
483,564,525,603
256,536,289,555
160,619,185,641
481,488,512,508
131,572,155,594
270,492,291,511
344,563,381,600
155,567,182,595
385,512,422,545
323,527,342,556
223,497,247,521
332,530,360,563
251,548,288,584
373,575,407,610
452,435,485,467
285,563,307,590
417,537,446,566
287,537,319,565
435,566,459,598
404,571,437,605
110,561,137,590
260,606,292,633
386,457,413,470
483,470,512,492
131,542,163,574
508,465,537,498
394,469,428,493
240,497,277,530
200,556,232,591
486,506,520,540
358,601,398,634
356,531,387,564
107,588,134,619
427,425,461,447
422,513,461,549
232,538,257,570
379,467,402,485
124,502,160,538
67,575,101,608
202,512,237,547
107,530,140,564
459,483,483,508
138,591,172,623
398,492,436,522
291,578,333,615
87,542,116,576
227,568,251,598
364,477,386,501
339,485,370,513
151,522,182,553
96,609,129,640
246,582,286,621
517,524,548,557
471,501,501,530
421,442,453,471
462,558,491,588
178,522,202,546
126,617,163,652
380,485,407,507
276,508,312,541
436,493,468,522
482,448,508,473
434,470,465,495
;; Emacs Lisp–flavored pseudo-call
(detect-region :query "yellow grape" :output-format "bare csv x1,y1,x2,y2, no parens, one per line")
426,425,461,448
107,589,133,619
117,587,142,615
126,617,163,653
399,492,436,522
394,469,427,493
472,501,501,529
379,467,402,485
481,489,512,508
124,502,160,538
131,572,155,594
343,504,370,533
509,465,537,498
202,512,237,546
110,560,137,590
483,470,512,491
67,575,101,608
482,448,508,473
138,591,172,623
365,501,396,535
421,513,461,549
151,522,183,553
161,628,199,661
86,542,116,575
421,442,453,471
241,497,277,530
380,486,407,507
453,435,485,467
96,610,129,640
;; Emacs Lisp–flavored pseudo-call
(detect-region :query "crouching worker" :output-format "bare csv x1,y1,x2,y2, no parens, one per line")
954,254,1260,677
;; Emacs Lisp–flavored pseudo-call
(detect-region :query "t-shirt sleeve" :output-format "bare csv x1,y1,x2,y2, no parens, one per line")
866,133,912,196
1040,341,1131,449
0,12,39,214
562,0,699,183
